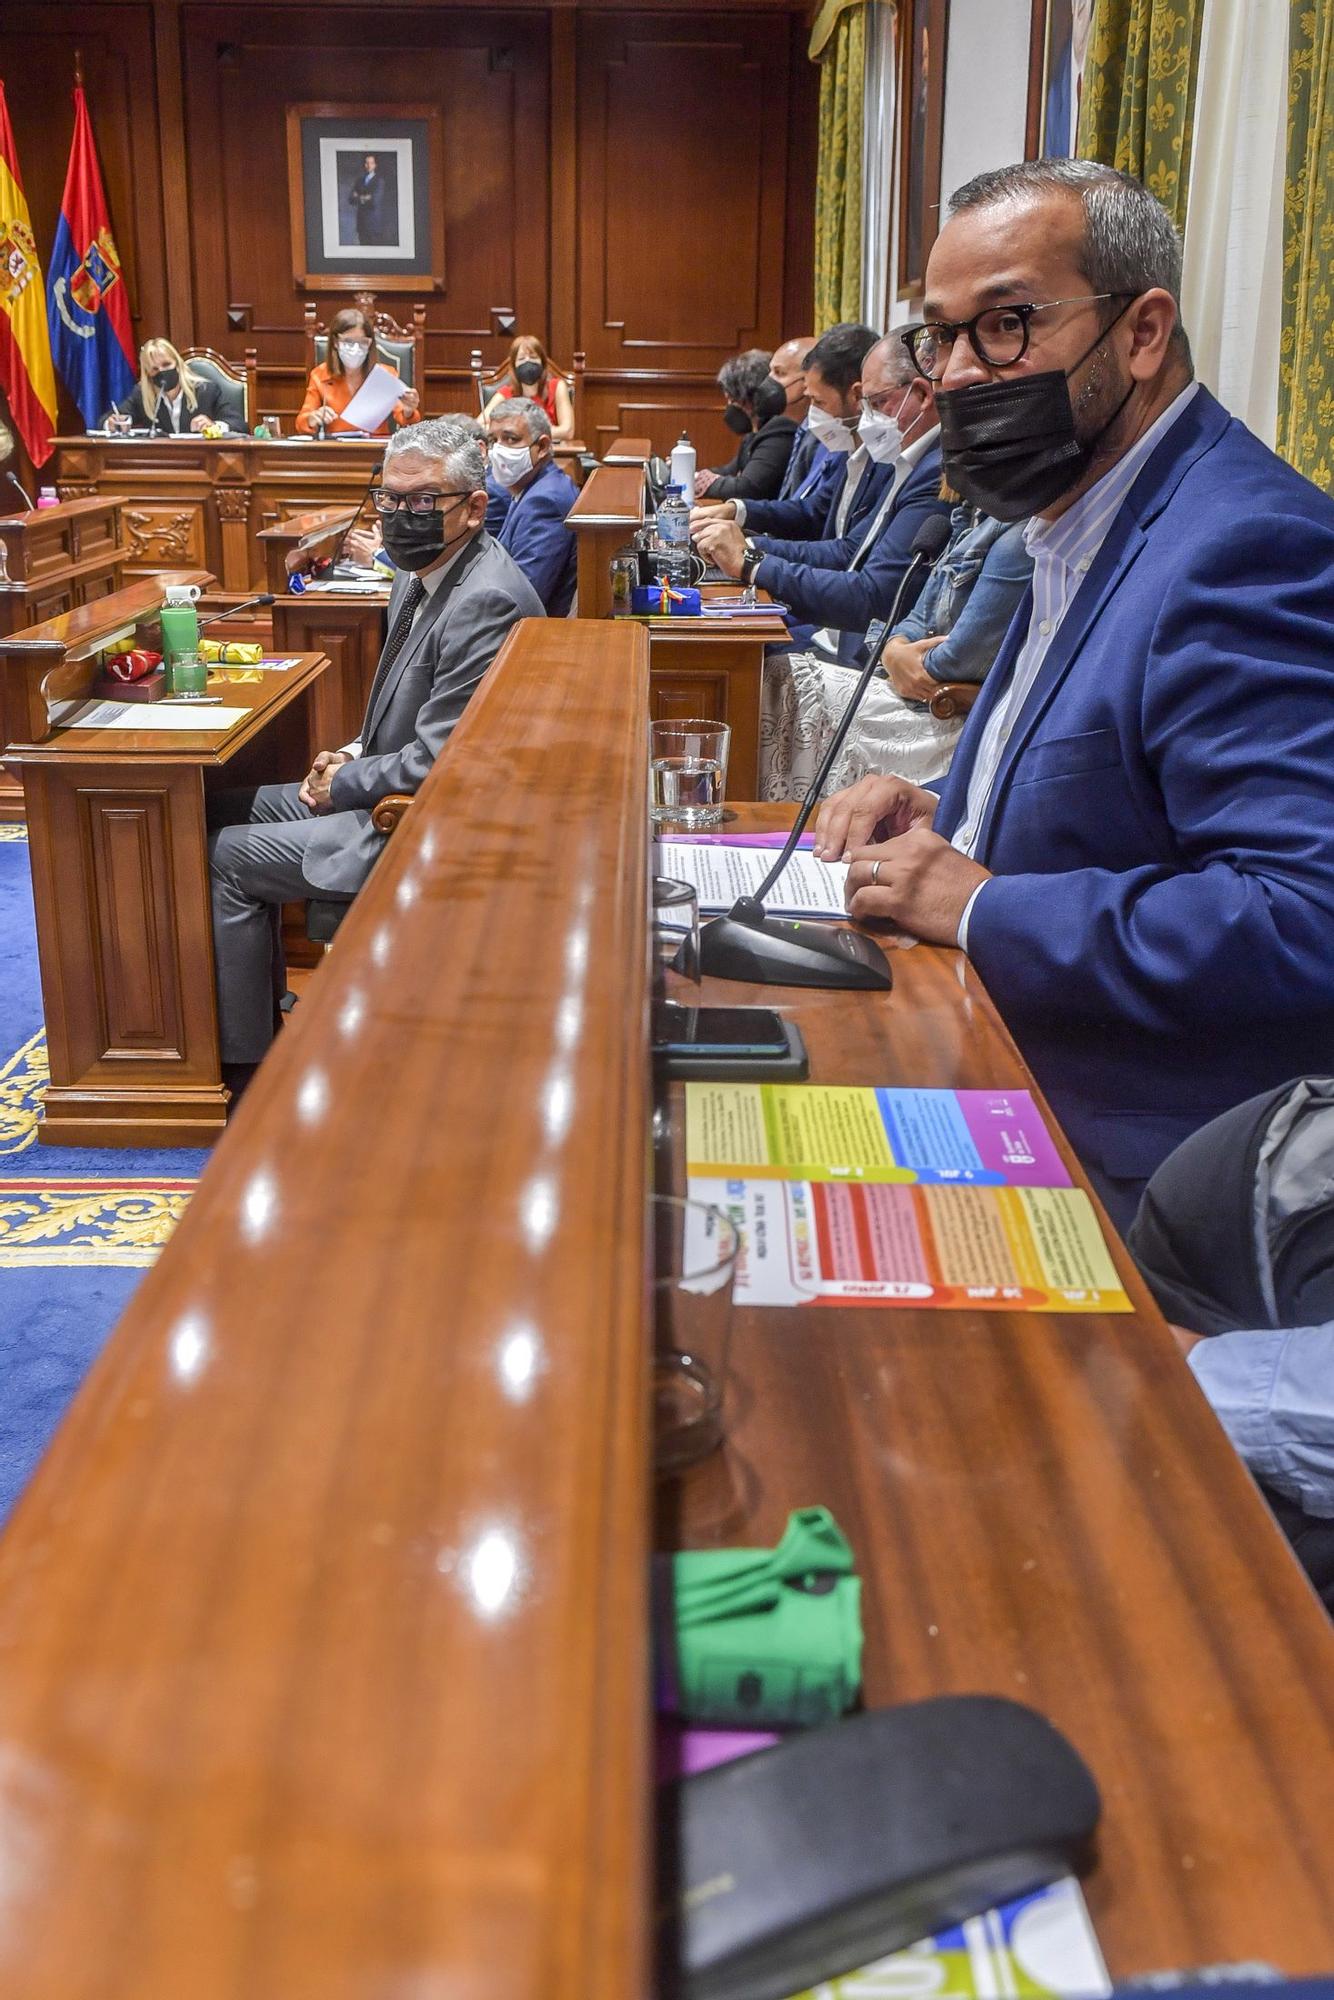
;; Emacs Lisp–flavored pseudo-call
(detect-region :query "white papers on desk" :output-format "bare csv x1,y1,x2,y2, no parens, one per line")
655,840,849,917
337,364,402,433
62,700,250,732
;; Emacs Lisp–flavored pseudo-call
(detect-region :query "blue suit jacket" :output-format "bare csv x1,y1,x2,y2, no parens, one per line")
484,473,511,538
741,452,890,544
778,423,828,500
496,459,579,617
934,387,1334,1198
754,447,950,663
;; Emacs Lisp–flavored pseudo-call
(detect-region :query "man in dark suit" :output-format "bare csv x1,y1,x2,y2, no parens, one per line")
692,322,887,549
813,161,1334,1227
488,396,579,615
208,416,544,1081
348,153,388,247
768,332,823,499
693,337,948,662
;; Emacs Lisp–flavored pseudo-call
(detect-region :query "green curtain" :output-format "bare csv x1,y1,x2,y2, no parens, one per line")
1076,0,1206,230
1278,0,1334,489
813,1,866,330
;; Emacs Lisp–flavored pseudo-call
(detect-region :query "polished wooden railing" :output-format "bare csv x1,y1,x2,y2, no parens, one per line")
0,616,653,1998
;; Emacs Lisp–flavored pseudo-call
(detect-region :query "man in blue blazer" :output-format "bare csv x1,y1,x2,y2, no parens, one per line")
488,398,579,616
813,161,1334,1228
694,338,950,663
692,322,890,550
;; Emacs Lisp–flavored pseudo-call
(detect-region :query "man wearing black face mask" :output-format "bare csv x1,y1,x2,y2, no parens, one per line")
207,417,543,1089
694,349,799,503
813,160,1334,1230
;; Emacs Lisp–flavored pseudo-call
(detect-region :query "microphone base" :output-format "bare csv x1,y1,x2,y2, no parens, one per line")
698,901,892,991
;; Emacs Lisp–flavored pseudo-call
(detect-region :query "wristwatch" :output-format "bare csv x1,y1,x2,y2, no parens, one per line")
739,538,762,587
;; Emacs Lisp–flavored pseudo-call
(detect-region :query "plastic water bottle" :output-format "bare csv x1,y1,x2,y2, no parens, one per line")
669,433,696,500
656,482,690,551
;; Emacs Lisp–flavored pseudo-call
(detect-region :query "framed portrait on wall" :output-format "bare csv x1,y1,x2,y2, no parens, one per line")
1025,0,1096,159
285,103,444,293
896,0,950,297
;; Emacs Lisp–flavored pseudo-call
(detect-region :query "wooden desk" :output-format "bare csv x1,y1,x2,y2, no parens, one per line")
569,459,646,619
0,497,127,637
3,582,328,1146
0,619,651,1999
271,588,389,751
257,502,358,592
659,803,1334,1974
644,585,785,798
54,435,391,593
604,435,652,464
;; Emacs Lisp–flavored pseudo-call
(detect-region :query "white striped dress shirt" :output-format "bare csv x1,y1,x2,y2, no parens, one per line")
952,382,1199,948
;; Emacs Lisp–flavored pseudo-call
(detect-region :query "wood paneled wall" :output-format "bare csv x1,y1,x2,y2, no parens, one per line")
0,0,817,474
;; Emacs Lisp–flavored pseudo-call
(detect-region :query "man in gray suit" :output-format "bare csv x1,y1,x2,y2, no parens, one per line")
209,415,544,1082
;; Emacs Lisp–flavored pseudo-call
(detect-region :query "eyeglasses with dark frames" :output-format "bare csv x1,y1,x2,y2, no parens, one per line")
369,489,472,517
899,293,1135,382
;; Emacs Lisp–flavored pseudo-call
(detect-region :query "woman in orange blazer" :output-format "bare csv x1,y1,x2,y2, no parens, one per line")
295,306,422,437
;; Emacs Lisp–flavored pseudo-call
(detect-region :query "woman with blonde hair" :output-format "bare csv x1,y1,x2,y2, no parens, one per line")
480,334,574,442
107,339,241,435
296,305,421,437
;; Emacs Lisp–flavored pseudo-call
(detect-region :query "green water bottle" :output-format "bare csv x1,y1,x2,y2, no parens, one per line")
159,584,201,692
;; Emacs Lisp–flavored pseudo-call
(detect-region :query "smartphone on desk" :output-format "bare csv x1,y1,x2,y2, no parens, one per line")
654,1005,809,1081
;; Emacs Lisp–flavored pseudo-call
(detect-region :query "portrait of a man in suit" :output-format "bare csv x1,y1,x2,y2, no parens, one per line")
340,149,400,248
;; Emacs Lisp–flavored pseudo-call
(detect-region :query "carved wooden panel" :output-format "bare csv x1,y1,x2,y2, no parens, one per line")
123,503,207,568
648,645,763,796
181,7,551,375
86,798,181,1051
577,13,794,376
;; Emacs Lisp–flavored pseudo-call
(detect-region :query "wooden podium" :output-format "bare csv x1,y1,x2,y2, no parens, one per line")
2,576,328,1147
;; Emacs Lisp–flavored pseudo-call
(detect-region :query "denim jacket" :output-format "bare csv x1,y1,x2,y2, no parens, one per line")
891,503,1034,684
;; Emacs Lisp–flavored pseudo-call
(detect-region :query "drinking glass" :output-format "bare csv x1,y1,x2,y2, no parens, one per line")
652,1193,738,1474
652,875,700,1047
170,649,208,699
650,717,730,828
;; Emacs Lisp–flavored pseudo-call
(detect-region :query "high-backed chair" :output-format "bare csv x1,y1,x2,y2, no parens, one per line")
182,346,257,431
471,348,585,439
303,296,427,399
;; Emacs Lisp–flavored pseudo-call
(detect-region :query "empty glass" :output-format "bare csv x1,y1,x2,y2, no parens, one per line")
652,1193,738,1474
650,717,730,828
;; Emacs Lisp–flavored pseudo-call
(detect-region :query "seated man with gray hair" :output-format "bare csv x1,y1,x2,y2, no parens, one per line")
486,395,579,616
209,415,544,1087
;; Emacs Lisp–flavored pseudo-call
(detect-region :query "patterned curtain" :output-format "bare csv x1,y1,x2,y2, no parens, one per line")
1077,0,1206,230
812,1,868,329
1277,0,1334,488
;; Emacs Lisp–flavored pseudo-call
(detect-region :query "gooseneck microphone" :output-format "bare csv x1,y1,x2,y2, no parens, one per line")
697,510,954,990
329,455,385,573
6,471,36,511
198,592,275,629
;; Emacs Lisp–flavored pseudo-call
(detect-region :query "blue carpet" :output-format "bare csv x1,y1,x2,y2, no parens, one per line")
0,826,206,1519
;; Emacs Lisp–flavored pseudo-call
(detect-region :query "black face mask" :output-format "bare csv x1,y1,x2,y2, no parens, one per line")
515,360,543,387
723,402,753,436
936,301,1135,521
151,366,180,393
379,497,473,573
753,374,789,427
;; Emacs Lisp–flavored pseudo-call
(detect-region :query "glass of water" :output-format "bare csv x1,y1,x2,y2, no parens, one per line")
652,874,700,1046
169,649,208,699
650,717,731,828
652,1193,738,1475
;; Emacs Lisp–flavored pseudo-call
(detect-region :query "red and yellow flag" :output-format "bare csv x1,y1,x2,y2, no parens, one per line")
0,80,58,466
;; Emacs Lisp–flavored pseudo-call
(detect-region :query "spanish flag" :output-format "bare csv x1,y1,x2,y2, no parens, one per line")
0,80,58,467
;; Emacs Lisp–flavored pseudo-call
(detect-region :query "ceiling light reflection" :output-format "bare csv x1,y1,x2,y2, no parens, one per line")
296,1068,329,1125
465,1529,520,1617
169,1312,210,1384
519,1175,558,1252
498,1326,542,1400
240,1168,277,1245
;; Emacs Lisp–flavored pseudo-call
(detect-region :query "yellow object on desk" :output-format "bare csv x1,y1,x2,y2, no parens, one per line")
200,640,263,664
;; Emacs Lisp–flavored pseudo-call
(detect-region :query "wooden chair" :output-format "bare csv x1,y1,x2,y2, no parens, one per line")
305,794,415,946
303,295,427,397
182,346,258,430
471,348,585,438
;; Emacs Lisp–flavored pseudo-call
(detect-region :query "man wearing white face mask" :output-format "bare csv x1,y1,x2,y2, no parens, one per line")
488,397,579,616
690,323,888,550
693,337,948,664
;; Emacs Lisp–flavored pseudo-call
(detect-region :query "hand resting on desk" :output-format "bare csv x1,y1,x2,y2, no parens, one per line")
814,774,991,948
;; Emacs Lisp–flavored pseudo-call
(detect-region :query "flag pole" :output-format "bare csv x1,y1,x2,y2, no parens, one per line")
73,50,85,90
